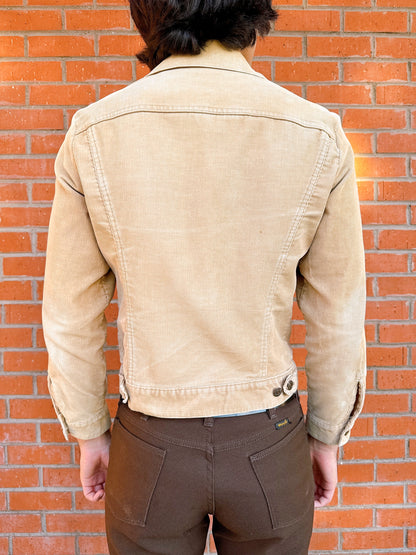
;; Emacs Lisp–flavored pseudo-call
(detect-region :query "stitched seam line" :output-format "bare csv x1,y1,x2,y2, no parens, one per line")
75,107,336,141
260,132,331,376
125,363,296,391
87,127,134,382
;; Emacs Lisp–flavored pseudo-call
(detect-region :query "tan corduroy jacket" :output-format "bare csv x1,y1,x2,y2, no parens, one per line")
43,40,366,445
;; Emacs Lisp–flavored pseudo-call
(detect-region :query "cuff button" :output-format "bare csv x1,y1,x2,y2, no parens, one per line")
273,387,282,397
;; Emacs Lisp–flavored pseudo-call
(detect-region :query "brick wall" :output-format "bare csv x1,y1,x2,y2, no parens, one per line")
0,0,415,553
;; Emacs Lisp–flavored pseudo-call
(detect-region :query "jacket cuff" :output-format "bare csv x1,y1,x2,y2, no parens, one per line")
48,377,111,441
306,377,366,446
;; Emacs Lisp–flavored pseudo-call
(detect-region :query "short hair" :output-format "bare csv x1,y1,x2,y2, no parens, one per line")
129,0,278,70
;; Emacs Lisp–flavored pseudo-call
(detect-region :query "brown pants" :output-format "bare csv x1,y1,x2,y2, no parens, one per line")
105,394,314,555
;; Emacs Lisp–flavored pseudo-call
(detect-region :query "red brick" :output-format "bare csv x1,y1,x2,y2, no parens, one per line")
378,277,416,296
105,349,120,370
9,491,72,511
344,62,407,83
351,417,374,438
377,462,416,482
377,37,416,59
65,9,131,30
251,36,303,57
78,536,108,555
377,416,416,436
99,84,129,99
43,467,80,487
3,351,48,372
377,85,416,105
6,304,42,324
0,183,28,202
0,514,41,534
46,513,105,533
251,63,272,80
66,60,133,82
135,61,151,80
380,324,416,344
343,439,405,460
338,463,374,483
360,204,406,225
30,134,64,155
13,536,75,555
379,181,416,200
409,529,416,548
308,36,371,57
366,276,375,297
380,230,416,250
363,393,408,413
36,232,48,251
343,109,406,129
1,37,23,60
362,229,375,249
0,423,36,443
28,35,94,57
0,10,61,31
378,370,416,390
36,327,46,347
99,34,144,56
0,327,32,347
9,398,56,419
0,109,63,130
365,253,408,274
308,532,338,551
378,133,416,153
0,467,39,488
345,11,407,32
367,346,407,367
365,323,376,342
355,157,406,178
377,508,416,527
0,85,26,104
308,0,370,4
0,232,31,252
3,256,46,277
307,85,371,105
2,158,56,179
409,483,416,502
0,281,32,301
0,206,51,226
348,134,374,155
0,134,26,154
40,422,67,443
0,61,62,82
342,529,403,550
277,10,340,31
32,182,54,202
8,443,72,465
30,84,95,106
276,62,338,82
0,375,33,395
314,509,372,528
342,485,403,505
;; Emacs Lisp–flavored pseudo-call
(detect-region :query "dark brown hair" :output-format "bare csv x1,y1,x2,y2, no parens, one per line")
129,0,278,70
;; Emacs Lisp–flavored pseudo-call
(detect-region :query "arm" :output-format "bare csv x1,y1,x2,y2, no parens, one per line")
296,117,366,447
42,119,116,442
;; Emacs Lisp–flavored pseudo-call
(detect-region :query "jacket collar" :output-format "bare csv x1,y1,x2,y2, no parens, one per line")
147,40,265,80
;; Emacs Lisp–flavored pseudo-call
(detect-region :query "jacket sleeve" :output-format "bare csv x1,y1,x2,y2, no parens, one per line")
42,120,116,441
296,118,366,446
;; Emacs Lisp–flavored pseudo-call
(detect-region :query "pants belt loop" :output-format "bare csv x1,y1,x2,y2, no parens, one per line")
203,417,214,427
266,407,278,420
